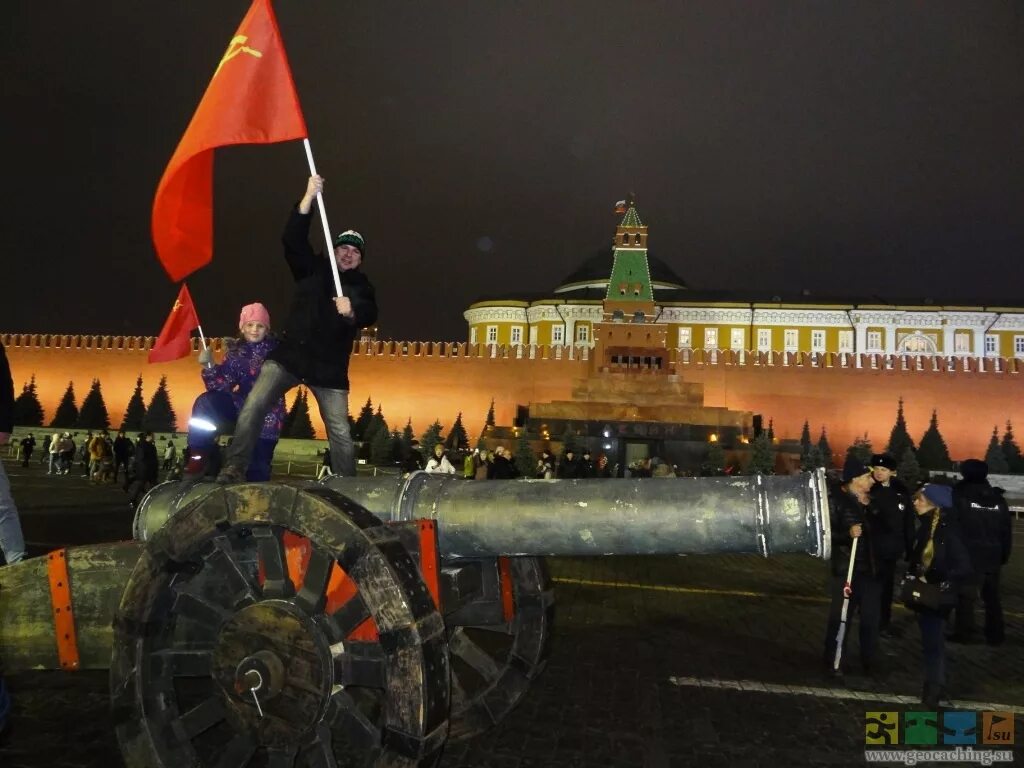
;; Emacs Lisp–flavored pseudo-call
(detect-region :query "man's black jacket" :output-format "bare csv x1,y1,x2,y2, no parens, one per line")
268,208,378,389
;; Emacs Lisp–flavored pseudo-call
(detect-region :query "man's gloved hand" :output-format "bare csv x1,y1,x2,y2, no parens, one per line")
198,347,213,366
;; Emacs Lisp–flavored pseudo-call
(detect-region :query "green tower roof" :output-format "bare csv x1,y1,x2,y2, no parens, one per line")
606,249,654,302
620,205,643,228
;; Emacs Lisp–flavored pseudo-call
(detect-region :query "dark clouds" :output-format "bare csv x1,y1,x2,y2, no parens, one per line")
3,2,1023,340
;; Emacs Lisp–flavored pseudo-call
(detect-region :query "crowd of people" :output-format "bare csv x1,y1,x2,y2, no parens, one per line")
400,442,617,480
824,452,1013,709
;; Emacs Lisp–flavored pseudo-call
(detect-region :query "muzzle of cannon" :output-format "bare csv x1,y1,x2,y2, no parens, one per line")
0,470,831,768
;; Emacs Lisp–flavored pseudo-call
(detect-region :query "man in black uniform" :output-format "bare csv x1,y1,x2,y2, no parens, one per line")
950,459,1013,645
868,453,914,637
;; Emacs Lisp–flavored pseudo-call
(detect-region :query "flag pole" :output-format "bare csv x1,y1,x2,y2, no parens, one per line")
302,138,344,298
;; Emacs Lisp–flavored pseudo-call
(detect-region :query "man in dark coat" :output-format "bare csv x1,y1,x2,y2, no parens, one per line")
127,432,159,508
218,175,377,482
19,434,35,467
868,453,914,637
112,430,133,483
949,459,1013,645
823,456,884,678
0,341,26,566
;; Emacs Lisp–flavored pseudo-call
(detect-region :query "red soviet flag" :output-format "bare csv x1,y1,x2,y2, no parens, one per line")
152,0,308,281
148,284,201,363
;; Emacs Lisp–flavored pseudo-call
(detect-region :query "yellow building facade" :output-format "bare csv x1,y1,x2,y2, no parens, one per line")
464,206,1024,360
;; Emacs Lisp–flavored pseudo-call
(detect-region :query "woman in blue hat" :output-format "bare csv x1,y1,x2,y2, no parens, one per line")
906,483,972,709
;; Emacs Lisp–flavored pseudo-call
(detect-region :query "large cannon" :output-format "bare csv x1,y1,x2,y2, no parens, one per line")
0,471,831,767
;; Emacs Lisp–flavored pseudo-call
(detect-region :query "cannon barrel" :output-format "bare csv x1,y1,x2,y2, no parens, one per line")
135,470,831,560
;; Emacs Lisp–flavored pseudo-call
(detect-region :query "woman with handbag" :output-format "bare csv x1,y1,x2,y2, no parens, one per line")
905,484,972,709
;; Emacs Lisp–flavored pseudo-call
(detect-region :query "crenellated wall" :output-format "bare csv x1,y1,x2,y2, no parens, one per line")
3,332,1022,461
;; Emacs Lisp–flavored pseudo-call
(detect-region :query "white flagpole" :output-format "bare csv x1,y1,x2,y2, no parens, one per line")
303,138,344,298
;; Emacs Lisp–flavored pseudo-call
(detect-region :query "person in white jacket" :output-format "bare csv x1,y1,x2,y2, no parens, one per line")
425,443,456,474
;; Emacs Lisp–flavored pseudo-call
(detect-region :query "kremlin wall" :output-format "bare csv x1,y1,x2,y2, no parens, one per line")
4,202,1023,465
2,331,1022,464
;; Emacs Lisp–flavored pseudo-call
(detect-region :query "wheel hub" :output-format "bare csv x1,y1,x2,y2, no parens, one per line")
211,599,333,747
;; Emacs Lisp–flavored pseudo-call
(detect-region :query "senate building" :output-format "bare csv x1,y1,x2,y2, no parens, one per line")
465,203,1024,364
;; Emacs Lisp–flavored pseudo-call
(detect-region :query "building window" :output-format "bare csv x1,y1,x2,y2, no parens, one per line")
510,326,522,344
757,328,771,352
811,330,825,352
704,328,718,349
954,332,971,354
552,325,564,344
730,328,744,350
486,325,498,344
838,330,853,353
784,329,798,351
1015,336,1024,357
678,326,692,348
576,324,589,343
985,335,998,356
470,327,478,344
866,330,882,351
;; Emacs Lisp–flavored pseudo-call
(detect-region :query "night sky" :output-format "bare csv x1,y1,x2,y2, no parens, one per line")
4,2,1024,342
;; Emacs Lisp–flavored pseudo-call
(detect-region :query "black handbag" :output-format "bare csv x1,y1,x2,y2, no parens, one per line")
900,576,955,611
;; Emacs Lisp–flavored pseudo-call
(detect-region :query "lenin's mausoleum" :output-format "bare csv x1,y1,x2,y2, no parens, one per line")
4,202,1024,470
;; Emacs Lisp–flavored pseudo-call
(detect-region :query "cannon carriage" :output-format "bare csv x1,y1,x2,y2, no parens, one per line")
0,471,831,767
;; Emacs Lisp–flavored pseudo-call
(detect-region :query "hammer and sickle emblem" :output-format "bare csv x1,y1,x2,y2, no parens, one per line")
172,300,183,312
215,35,263,77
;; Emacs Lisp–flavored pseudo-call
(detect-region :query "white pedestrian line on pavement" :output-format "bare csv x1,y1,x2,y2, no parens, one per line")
667,676,1024,714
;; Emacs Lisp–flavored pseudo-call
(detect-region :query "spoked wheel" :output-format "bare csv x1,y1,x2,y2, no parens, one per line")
111,484,450,768
447,556,554,742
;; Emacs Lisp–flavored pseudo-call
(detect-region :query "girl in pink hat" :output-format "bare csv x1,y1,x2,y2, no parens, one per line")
198,303,287,481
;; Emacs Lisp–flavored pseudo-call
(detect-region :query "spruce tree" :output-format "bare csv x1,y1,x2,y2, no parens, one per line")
353,398,374,441
12,375,45,427
370,427,393,465
421,420,444,457
121,375,147,431
50,381,79,428
748,432,775,475
479,398,496,444
886,397,916,462
143,375,178,433
514,430,535,477
766,418,775,442
917,410,951,471
799,420,812,455
364,407,388,447
400,419,415,456
984,426,1010,474
817,427,833,470
76,379,111,430
701,442,726,476
898,446,924,487
446,412,469,451
800,444,824,471
1000,420,1023,473
285,389,316,439
845,435,873,465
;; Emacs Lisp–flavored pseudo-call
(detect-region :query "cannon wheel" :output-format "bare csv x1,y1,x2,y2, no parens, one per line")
111,484,450,768
447,556,554,742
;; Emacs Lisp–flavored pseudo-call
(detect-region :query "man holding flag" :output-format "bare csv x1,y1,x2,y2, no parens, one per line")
216,175,377,482
147,0,378,480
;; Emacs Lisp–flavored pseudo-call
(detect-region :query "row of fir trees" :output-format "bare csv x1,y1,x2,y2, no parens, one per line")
10,373,321,439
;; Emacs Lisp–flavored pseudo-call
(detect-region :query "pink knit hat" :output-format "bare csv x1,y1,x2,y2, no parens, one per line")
238,302,271,329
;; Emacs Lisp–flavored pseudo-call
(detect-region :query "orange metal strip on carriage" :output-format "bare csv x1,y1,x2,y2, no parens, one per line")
497,556,515,622
46,549,80,671
418,520,441,609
